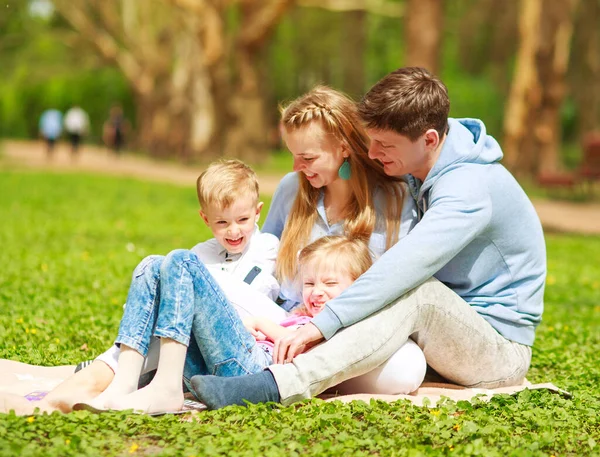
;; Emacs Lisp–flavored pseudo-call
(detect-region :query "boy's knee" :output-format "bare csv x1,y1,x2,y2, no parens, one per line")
133,255,164,278
163,249,198,268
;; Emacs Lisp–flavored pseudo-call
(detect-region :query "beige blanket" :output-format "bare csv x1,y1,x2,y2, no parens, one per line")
0,359,569,411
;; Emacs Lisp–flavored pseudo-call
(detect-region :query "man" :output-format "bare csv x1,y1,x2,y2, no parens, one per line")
190,67,547,408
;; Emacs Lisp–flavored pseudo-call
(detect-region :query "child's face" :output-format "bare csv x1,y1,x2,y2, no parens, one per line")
300,261,354,316
200,195,263,254
283,124,349,189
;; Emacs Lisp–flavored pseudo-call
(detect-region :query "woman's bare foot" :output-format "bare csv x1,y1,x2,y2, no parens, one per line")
0,392,57,415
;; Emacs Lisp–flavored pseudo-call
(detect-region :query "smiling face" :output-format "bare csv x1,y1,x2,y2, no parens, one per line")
300,260,354,317
200,195,263,254
283,123,348,189
366,128,441,181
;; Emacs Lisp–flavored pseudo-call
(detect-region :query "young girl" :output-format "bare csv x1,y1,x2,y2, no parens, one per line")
242,235,374,359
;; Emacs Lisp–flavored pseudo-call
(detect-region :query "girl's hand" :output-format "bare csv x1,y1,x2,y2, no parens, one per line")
242,317,267,341
273,323,324,364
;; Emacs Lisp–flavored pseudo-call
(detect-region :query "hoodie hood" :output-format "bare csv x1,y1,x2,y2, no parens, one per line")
408,118,504,200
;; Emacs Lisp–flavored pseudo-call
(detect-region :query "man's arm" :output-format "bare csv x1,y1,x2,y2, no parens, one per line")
312,171,492,339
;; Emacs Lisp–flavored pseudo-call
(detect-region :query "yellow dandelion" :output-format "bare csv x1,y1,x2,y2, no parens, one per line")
546,275,556,285
30,329,37,335
430,409,440,416
25,328,30,334
65,439,71,445
41,263,48,272
55,338,60,344
449,446,454,451
129,443,139,454
595,306,600,312
111,298,120,305
405,416,411,422
27,416,34,423
453,424,460,431
592,281,599,289
16,318,24,324
548,326,555,332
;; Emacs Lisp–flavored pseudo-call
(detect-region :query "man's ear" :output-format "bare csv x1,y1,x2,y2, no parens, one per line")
424,129,440,151
199,209,209,225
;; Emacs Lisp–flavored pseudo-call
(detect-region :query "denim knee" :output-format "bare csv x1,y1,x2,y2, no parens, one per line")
133,254,164,279
162,249,197,268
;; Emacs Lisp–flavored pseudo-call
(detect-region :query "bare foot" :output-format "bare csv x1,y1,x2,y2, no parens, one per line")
0,392,56,415
106,384,184,414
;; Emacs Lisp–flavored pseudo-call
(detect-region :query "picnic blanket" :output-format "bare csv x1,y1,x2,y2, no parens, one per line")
0,359,569,413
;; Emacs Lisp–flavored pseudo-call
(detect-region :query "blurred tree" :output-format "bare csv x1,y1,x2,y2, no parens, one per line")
341,9,367,99
569,0,600,138
503,0,579,177
404,0,443,75
53,0,293,162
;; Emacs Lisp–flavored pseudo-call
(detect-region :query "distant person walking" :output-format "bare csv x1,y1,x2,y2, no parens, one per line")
64,106,90,159
103,105,130,157
39,109,63,159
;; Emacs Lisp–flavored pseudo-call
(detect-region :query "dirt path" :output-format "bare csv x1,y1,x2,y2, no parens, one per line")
2,139,599,235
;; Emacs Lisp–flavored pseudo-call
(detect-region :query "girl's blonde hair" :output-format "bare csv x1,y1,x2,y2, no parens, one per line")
294,236,373,316
276,85,405,283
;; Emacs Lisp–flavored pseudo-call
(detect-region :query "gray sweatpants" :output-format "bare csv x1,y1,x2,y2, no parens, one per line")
269,278,532,406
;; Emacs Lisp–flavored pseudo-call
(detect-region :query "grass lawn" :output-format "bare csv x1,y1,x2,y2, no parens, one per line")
0,170,599,457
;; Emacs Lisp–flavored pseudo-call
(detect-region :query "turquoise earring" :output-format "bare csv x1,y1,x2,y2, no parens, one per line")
338,158,351,180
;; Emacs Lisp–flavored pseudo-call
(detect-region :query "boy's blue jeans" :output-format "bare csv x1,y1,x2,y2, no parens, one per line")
115,249,271,389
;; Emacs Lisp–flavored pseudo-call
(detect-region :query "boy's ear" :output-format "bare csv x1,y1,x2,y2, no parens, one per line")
255,201,264,221
199,209,209,225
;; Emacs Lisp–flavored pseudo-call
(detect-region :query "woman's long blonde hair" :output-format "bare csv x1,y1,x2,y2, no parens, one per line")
276,85,405,283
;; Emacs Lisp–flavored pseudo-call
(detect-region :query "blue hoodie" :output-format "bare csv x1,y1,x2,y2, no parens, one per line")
311,118,546,346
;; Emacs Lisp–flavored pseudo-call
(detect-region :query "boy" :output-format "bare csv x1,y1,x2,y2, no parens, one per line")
15,159,284,415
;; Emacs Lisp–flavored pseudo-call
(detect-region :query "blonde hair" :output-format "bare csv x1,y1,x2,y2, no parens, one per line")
276,85,405,283
196,159,259,209
295,236,373,316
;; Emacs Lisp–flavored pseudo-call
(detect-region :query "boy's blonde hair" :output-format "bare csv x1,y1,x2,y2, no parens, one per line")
276,85,405,283
298,235,373,282
196,159,259,209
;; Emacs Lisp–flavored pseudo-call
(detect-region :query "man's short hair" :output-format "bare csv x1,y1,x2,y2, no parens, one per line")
196,159,259,209
358,67,450,141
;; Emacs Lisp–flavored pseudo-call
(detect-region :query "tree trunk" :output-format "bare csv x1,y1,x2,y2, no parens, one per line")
341,9,366,99
502,0,579,177
404,0,443,75
569,0,600,138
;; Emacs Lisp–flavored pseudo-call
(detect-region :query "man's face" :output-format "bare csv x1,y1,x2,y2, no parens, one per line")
366,129,432,180
200,196,262,254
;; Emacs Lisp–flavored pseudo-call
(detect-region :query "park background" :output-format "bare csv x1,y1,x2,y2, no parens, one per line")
1,1,599,456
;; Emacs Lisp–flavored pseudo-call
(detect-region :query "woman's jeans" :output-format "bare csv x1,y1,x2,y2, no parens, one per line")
115,249,271,389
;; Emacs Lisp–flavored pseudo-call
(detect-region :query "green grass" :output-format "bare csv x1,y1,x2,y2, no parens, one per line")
0,171,599,456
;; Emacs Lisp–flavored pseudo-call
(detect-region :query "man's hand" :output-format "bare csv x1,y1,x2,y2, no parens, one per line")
273,323,324,364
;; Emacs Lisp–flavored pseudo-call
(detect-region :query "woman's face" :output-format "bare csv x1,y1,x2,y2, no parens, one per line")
283,124,348,189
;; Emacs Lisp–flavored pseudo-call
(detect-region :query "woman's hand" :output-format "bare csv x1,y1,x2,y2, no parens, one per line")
273,323,324,364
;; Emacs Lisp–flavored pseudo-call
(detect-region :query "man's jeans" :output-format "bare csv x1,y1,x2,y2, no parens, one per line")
116,249,271,388
269,278,532,406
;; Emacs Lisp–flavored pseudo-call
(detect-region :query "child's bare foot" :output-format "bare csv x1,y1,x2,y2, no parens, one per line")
106,383,184,414
84,382,138,410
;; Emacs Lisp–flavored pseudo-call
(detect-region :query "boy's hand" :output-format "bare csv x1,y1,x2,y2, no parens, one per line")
273,323,324,364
